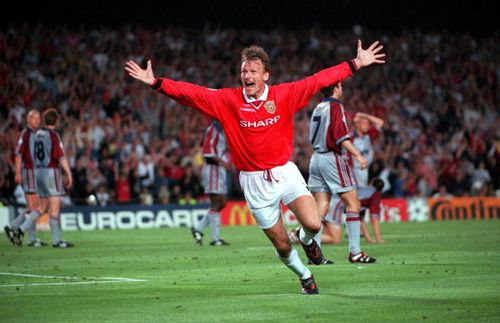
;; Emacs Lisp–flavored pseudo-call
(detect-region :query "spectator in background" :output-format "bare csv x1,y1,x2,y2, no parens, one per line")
470,160,492,196
0,24,498,205
95,183,111,206
115,170,131,203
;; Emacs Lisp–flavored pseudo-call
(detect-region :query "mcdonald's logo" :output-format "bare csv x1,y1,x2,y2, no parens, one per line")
227,203,256,226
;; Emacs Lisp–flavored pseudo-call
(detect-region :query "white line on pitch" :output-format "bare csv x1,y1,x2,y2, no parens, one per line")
0,280,139,288
0,272,146,287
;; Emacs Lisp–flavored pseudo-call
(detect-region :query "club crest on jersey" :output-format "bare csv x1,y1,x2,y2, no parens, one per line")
264,100,276,114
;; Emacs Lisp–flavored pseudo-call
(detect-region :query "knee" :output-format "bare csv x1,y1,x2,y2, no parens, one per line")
275,240,292,257
345,199,360,213
305,222,322,234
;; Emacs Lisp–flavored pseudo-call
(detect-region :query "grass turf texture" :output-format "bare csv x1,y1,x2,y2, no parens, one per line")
1,220,499,322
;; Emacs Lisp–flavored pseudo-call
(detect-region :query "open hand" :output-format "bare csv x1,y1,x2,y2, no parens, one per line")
354,40,386,68
125,60,155,85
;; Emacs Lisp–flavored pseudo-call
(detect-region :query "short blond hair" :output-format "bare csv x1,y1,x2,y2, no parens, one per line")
241,45,271,72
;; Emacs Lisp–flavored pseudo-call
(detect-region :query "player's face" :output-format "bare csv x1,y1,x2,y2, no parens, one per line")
241,59,269,99
27,111,41,130
357,118,369,133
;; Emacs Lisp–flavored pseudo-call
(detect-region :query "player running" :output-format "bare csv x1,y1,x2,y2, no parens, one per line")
125,40,385,294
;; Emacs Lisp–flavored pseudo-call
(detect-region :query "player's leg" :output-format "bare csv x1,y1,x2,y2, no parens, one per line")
262,216,318,294
321,196,343,244
281,159,332,265
321,222,342,244
239,166,318,294
14,194,44,246
287,195,332,265
25,193,47,246
49,196,73,248
338,190,376,263
208,194,229,246
311,191,330,246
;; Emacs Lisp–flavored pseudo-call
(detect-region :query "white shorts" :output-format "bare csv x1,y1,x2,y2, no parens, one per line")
308,151,356,194
202,164,227,195
239,161,311,229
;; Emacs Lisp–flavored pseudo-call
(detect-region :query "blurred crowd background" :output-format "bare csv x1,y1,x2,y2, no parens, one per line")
0,23,498,206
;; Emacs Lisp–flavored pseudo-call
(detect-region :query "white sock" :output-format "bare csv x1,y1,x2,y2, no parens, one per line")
276,248,311,280
313,225,323,248
298,227,316,246
346,211,361,254
197,211,211,232
20,210,40,233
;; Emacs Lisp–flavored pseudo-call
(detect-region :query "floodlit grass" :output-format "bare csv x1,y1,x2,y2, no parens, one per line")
1,220,499,322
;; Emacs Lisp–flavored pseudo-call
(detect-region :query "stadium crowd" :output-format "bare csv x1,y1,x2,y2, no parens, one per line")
0,23,498,206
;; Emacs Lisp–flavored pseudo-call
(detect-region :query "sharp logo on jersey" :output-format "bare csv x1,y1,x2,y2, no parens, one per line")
264,100,276,114
239,115,281,128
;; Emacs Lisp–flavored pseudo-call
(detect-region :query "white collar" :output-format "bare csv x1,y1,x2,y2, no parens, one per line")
243,84,269,103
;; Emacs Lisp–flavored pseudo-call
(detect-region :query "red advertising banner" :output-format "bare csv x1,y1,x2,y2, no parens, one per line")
220,201,256,226
380,198,408,222
219,201,299,226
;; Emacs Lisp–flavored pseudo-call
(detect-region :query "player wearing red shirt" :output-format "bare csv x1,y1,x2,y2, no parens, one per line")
125,40,385,294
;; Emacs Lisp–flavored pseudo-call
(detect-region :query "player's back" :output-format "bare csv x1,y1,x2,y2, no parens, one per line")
309,101,331,152
33,128,65,168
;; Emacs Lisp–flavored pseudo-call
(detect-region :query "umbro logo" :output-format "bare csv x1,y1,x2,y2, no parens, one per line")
240,105,256,112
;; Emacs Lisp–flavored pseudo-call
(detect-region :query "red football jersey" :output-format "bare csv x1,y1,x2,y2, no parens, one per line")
153,61,356,171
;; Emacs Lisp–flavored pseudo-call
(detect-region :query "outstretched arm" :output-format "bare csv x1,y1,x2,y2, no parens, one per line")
352,40,386,69
125,60,155,85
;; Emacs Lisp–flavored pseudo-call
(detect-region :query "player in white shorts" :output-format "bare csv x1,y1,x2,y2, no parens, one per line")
126,40,385,293
192,121,231,246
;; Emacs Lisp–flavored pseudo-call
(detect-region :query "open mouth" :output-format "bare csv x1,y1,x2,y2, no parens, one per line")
244,81,255,88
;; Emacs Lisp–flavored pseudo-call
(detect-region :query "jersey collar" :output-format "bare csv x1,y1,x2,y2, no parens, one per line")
242,84,269,103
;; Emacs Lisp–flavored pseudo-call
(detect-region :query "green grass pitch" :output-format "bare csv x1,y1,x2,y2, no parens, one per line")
1,220,499,322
